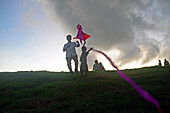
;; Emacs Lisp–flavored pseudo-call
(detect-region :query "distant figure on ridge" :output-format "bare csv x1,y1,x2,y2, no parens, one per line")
80,46,93,77
158,60,162,67
93,60,100,71
63,35,80,75
99,62,105,71
164,59,169,67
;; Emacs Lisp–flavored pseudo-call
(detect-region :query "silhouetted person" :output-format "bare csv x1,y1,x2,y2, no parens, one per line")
63,35,80,75
99,62,105,71
80,47,93,77
158,60,162,67
93,60,100,71
164,59,169,67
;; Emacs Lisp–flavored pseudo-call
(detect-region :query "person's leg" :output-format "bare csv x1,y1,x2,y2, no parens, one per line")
81,71,83,77
85,71,88,78
73,55,78,75
66,57,73,74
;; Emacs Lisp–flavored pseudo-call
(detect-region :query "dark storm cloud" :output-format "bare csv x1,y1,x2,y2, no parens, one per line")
39,0,170,67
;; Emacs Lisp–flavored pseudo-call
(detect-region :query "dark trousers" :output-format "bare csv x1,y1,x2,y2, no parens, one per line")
66,55,78,73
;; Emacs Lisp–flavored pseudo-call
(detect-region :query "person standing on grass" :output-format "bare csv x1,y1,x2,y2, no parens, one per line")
80,46,93,77
158,60,162,67
164,59,169,67
63,35,80,75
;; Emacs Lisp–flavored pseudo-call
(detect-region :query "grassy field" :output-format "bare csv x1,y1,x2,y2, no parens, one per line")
0,66,169,113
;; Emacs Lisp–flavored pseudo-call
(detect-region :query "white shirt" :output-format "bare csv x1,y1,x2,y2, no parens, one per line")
93,64,100,71
63,42,78,57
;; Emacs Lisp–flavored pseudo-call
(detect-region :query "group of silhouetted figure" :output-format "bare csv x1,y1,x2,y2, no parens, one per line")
63,35,169,77
63,35,105,77
93,60,105,71
158,59,169,67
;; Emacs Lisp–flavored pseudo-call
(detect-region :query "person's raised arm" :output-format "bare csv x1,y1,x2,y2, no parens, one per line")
76,41,80,47
87,47,93,53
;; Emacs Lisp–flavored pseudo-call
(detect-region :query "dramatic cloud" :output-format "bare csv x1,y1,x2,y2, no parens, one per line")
36,0,170,68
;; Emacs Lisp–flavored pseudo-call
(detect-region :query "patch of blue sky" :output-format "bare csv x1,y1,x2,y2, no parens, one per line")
0,0,47,51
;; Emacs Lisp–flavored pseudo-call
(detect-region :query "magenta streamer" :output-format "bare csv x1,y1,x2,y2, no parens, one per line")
91,48,162,113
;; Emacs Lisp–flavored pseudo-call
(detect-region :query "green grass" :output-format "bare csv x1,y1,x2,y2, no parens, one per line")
0,66,169,113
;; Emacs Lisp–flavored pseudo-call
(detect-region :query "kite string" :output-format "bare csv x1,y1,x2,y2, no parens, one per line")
89,47,161,113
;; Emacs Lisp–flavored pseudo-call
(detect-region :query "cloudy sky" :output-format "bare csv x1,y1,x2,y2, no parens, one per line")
1,0,170,72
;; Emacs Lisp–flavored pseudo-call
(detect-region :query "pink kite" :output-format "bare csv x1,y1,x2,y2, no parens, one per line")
74,24,91,44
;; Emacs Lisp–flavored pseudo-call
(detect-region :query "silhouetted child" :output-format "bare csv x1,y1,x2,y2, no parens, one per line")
80,47,93,77
99,62,105,71
164,59,169,67
158,60,162,67
93,60,100,71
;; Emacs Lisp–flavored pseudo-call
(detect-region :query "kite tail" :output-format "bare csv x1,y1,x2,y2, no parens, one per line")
91,48,161,113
